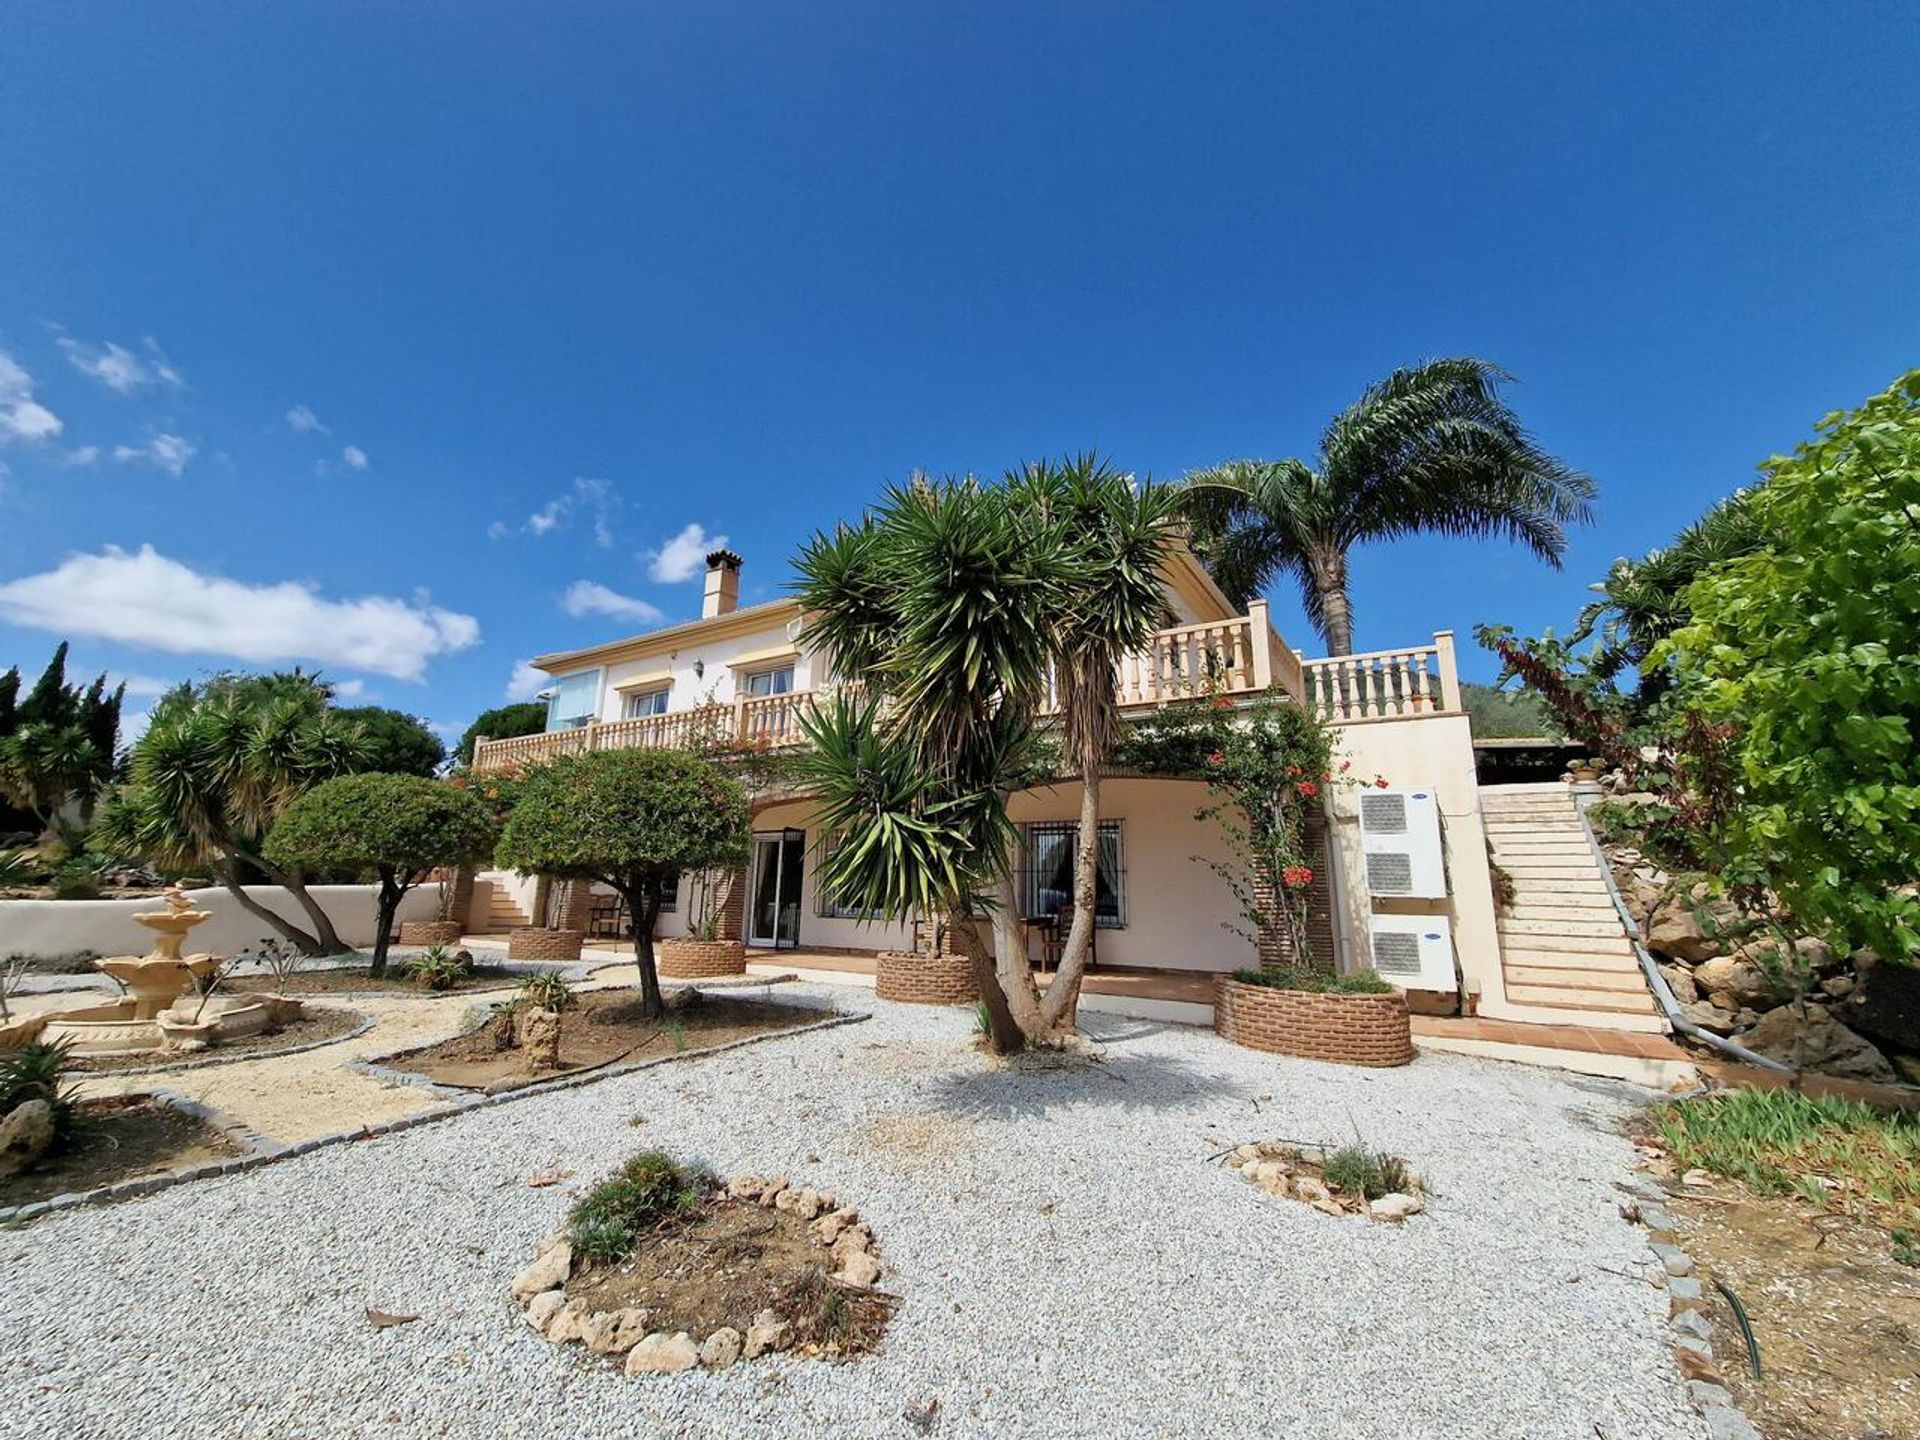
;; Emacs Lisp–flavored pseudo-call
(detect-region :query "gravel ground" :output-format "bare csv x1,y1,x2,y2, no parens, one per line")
1,988,1700,1440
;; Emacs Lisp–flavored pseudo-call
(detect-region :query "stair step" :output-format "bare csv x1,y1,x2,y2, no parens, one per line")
1507,965,1648,993
1505,983,1658,1014
1499,917,1628,939
1501,946,1641,972
1505,902,1619,921
1500,867,1609,883
1497,930,1634,956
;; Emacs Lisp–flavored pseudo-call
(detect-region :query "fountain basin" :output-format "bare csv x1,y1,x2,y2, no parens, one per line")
40,999,165,1056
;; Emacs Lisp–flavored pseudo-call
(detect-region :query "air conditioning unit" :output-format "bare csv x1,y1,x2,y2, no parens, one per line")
1367,913,1457,992
1359,786,1447,899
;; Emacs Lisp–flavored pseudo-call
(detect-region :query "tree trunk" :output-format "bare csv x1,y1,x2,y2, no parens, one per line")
621,883,666,1019
947,908,1024,1056
368,869,407,978
217,860,323,953
1310,544,1355,657
1041,768,1103,1033
985,857,1048,1037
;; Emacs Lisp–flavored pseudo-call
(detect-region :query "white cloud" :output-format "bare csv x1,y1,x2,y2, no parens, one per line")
286,403,329,435
562,580,665,626
645,522,726,583
58,335,184,394
497,477,617,547
112,432,196,477
0,349,61,444
330,678,368,699
108,672,175,699
505,660,550,702
0,545,481,682
341,445,368,471
63,445,101,467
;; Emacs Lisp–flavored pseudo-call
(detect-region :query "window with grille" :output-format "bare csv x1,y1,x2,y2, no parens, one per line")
652,870,679,914
1021,821,1125,928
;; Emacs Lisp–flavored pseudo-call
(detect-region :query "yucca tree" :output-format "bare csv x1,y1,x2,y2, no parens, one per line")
1010,457,1184,1027
794,478,1068,1053
1185,358,1594,655
101,673,371,954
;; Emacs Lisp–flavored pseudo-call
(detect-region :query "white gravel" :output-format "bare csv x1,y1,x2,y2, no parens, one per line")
1,988,1701,1439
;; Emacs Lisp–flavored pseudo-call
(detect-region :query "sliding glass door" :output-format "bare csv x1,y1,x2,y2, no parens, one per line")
747,829,804,948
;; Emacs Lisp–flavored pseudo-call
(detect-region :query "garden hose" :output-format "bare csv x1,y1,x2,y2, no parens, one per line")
1711,1278,1762,1380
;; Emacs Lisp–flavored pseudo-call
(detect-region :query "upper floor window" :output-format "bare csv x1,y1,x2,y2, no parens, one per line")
622,687,670,719
743,665,795,698
1021,821,1126,928
546,670,601,731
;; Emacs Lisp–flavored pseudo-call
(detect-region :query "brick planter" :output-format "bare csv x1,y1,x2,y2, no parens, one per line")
508,928,585,963
656,937,748,979
1213,977,1413,1068
875,950,977,1006
398,919,464,946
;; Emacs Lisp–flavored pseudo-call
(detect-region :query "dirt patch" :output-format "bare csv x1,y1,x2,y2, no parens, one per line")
1,1095,242,1208
566,1198,892,1358
227,966,526,997
854,1111,976,1165
1673,1188,1920,1440
386,990,823,1091
68,1005,364,1074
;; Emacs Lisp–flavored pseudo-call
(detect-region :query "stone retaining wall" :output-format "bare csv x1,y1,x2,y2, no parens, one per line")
1213,978,1413,1067
508,928,585,962
874,950,976,1006
657,938,748,979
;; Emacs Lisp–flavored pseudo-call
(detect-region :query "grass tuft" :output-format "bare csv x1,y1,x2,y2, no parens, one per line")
567,1150,716,1262
1231,966,1394,995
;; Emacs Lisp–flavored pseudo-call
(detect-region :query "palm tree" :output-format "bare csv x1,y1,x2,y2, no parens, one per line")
1184,358,1594,655
1011,457,1184,1028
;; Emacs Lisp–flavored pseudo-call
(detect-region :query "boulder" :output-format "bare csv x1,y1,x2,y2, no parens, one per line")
0,1099,54,1181
509,1242,572,1301
1740,1004,1897,1083
1679,1000,1737,1036
546,1299,591,1344
699,1327,743,1370
624,1331,699,1375
743,1309,793,1359
524,1291,568,1333
582,1306,653,1355
520,1008,563,1072
1369,1193,1424,1222
1843,951,1920,1055
1694,955,1782,1010
1646,886,1740,964
834,1250,882,1288
1659,964,1699,1005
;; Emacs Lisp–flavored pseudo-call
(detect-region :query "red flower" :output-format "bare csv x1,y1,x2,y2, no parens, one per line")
1210,695,1235,710
1206,750,1225,767
1375,777,1390,789
1296,781,1318,797
1285,764,1302,777
1281,865,1314,887
1339,760,1352,773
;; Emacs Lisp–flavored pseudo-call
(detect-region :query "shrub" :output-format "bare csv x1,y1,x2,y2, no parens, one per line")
567,1151,715,1262
0,1040,76,1143
1322,1141,1417,1200
404,944,470,991
515,971,576,1013
1230,966,1393,995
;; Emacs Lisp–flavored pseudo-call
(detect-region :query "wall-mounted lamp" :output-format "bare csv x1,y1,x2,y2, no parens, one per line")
692,659,705,680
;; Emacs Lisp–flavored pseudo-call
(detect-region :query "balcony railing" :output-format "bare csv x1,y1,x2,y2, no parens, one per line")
472,606,1307,773
1300,631,1463,724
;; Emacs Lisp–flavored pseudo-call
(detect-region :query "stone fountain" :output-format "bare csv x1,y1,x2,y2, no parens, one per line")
37,887,272,1056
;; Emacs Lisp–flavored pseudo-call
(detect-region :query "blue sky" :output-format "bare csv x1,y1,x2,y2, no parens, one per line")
2,3,1916,738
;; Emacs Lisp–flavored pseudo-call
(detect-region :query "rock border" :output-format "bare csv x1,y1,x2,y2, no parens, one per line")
512,1174,886,1374
1620,1174,1762,1440
66,1006,375,1079
0,1005,867,1227
1225,1140,1427,1222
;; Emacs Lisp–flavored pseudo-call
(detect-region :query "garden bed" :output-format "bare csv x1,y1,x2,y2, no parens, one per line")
1213,974,1413,1067
227,966,526,997
67,1005,363,1074
386,990,822,1091
0,1095,241,1208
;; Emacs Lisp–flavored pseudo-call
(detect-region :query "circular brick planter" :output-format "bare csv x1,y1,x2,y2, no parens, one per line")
874,950,976,1006
657,938,748,979
399,919,465,946
1212,977,1413,1068
508,928,585,963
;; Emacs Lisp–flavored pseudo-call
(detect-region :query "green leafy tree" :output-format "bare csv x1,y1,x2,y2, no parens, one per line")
333,705,446,776
266,774,498,976
452,703,548,768
496,748,750,1017
1662,371,1920,965
100,672,370,954
1458,681,1562,740
0,643,125,840
1184,358,1593,655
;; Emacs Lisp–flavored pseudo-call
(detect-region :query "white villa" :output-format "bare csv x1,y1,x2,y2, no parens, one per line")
472,546,1680,1081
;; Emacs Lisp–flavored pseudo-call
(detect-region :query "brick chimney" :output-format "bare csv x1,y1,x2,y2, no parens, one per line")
702,548,742,618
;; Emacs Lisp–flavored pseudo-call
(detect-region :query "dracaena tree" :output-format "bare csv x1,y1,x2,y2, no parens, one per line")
265,774,499,976
1184,358,1593,656
496,747,750,1017
99,672,371,954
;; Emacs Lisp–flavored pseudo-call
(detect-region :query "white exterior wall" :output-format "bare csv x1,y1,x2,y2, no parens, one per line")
1322,712,1500,1002
0,884,441,961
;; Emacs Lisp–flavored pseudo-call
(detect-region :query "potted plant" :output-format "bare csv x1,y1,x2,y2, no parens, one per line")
657,867,749,978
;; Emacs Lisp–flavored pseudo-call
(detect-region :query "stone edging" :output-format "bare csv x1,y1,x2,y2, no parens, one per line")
1622,1174,1762,1440
1212,978,1414,1068
67,1007,376,1080
0,1008,867,1227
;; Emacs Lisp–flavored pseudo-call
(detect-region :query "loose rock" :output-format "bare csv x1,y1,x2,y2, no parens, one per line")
700,1327,743,1369
624,1331,699,1375
743,1309,793,1359
509,1243,571,1301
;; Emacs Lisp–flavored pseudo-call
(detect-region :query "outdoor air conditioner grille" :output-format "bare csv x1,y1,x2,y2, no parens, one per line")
1365,851,1414,895
1360,792,1408,834
1372,931,1423,977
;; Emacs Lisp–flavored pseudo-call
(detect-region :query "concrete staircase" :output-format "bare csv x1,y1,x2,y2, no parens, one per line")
1481,783,1665,1033
479,878,531,935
